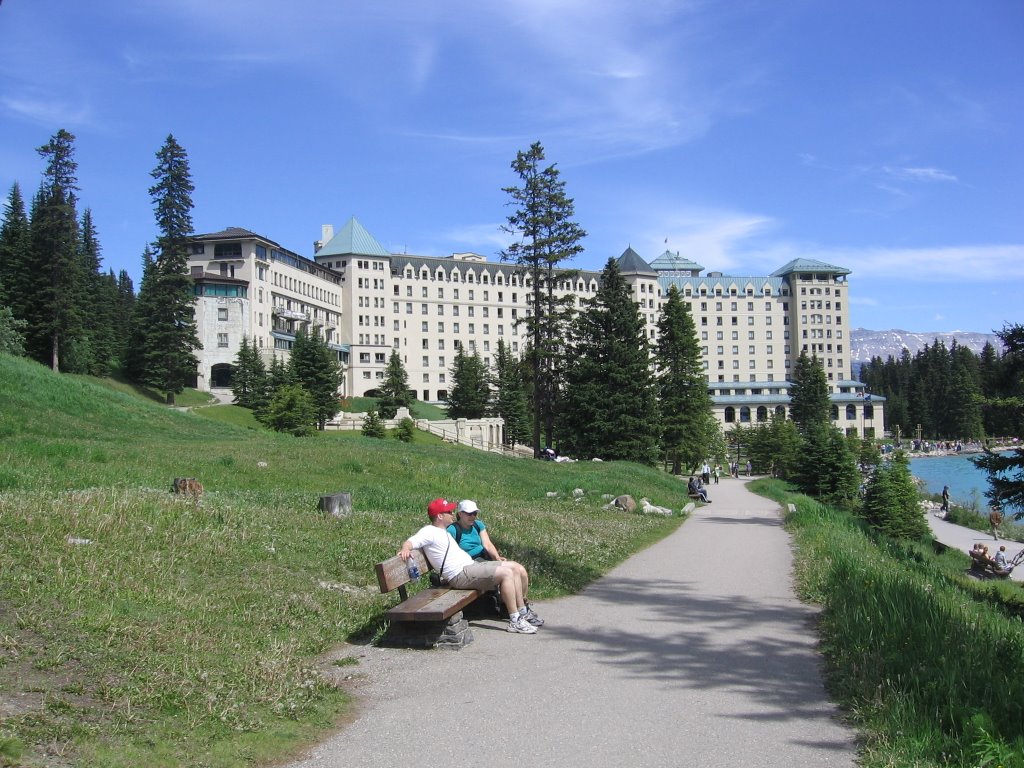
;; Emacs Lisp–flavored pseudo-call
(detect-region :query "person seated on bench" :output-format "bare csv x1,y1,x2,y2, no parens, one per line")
687,476,710,503
994,545,1009,571
449,500,541,623
398,498,544,634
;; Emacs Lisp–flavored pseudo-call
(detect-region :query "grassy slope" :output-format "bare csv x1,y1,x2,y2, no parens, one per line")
0,354,687,767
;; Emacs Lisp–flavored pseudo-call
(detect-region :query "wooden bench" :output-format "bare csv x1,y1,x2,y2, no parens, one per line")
374,550,482,649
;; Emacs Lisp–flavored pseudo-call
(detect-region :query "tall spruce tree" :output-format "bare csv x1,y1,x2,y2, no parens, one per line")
76,209,119,375
655,284,716,474
378,349,413,419
446,346,491,419
557,258,660,464
28,129,83,371
789,351,831,433
231,336,268,410
0,183,31,314
288,325,342,429
501,141,585,456
137,135,200,404
494,339,530,448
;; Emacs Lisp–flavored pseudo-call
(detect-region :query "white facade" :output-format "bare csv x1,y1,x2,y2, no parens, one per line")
185,218,884,438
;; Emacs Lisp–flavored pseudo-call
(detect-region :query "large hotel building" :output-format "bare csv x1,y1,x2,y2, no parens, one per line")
186,217,882,437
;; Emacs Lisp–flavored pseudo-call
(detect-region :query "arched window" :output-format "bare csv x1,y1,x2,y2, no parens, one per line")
864,404,874,419
724,407,736,423
756,406,768,422
846,404,857,420
830,405,839,421
775,405,786,418
740,406,751,423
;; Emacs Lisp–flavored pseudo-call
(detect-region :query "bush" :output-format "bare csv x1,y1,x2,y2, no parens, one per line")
394,417,416,443
258,383,316,436
360,408,386,439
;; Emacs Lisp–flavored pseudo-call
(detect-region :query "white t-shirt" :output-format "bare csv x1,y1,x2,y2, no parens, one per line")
407,524,474,582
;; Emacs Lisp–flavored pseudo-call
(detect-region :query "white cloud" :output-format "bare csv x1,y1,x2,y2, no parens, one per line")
884,165,958,183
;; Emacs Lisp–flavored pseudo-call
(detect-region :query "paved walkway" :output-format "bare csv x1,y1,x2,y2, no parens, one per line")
288,479,856,768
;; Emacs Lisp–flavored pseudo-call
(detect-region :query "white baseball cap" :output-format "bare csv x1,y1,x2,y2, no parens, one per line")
457,499,480,514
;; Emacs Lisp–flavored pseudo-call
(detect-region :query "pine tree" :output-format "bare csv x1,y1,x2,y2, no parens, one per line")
288,325,342,429
747,415,801,479
361,407,387,439
124,247,156,382
378,349,413,419
794,422,861,505
558,258,660,464
75,209,120,375
446,346,491,419
862,451,930,539
655,285,716,474
494,339,530,448
501,141,585,456
232,336,268,410
137,135,201,404
27,129,84,371
260,383,316,436
789,351,831,433
0,183,31,314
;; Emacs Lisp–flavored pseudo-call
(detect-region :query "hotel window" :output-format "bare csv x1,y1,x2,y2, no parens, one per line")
217,307,228,321
217,333,228,347
422,322,429,332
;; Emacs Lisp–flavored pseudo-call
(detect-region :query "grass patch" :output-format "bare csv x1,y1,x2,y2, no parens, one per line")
0,353,688,766
341,396,446,421
753,478,1024,767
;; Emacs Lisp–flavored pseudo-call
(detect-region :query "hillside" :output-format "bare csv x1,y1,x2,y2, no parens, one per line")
0,353,687,767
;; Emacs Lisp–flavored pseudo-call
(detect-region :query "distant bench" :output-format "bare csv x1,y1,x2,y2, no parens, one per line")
374,550,482,649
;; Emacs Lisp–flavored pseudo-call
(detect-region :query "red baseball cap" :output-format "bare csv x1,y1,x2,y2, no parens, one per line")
427,498,457,518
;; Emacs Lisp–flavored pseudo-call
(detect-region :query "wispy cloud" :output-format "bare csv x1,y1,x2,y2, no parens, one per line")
1,93,93,129
882,165,958,183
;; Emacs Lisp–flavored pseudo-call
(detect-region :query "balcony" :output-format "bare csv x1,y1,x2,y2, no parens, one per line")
272,307,309,321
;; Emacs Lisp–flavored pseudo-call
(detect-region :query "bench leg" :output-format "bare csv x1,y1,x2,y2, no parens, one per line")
382,611,475,650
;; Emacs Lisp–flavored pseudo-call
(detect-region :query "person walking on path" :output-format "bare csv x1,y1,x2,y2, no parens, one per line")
288,481,856,768
941,485,950,516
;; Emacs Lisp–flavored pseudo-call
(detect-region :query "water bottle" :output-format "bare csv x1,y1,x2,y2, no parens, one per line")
407,557,421,580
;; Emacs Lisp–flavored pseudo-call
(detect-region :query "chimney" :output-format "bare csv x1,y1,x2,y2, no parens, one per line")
314,224,334,254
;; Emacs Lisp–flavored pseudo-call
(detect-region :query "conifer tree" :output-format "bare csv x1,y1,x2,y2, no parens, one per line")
75,209,119,375
361,407,387,439
446,346,491,419
231,336,268,410
558,258,660,463
124,247,156,382
494,339,530,448
260,383,316,436
655,285,716,474
0,306,26,356
788,351,831,433
137,135,200,404
794,422,861,505
378,349,413,419
862,451,929,539
288,325,343,429
27,129,83,371
501,141,585,456
0,183,31,314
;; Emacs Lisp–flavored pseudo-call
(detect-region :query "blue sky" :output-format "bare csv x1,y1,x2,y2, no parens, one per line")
1,0,1021,334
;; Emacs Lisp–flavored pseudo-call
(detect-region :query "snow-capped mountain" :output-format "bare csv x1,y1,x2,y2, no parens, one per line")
851,328,1001,365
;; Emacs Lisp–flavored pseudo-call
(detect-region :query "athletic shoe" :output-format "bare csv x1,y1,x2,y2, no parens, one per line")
507,617,538,634
523,606,545,627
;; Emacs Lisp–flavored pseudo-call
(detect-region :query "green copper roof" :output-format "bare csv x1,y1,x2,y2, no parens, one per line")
317,216,391,258
616,247,658,276
649,249,704,274
770,257,851,277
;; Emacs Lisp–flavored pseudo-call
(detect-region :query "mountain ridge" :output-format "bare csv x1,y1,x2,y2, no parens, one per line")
851,327,1001,365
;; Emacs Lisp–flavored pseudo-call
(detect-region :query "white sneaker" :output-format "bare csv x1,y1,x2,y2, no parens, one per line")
507,617,538,634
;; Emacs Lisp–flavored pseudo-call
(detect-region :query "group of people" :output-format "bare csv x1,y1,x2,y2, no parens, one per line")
970,542,1010,572
398,498,544,635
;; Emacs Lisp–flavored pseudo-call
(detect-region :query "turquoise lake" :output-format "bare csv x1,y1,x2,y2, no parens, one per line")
908,452,1002,508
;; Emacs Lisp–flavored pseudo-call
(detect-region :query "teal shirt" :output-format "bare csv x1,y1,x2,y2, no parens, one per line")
446,519,487,559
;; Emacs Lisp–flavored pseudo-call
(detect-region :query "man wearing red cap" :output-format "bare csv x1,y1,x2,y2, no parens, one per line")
398,498,542,634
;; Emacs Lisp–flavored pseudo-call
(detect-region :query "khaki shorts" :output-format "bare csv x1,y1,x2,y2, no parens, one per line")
448,561,501,591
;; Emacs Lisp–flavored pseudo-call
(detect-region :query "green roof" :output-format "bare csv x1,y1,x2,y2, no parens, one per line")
317,216,391,258
649,249,704,274
770,258,851,277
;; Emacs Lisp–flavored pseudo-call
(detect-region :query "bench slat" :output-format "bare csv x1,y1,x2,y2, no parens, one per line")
386,587,482,622
375,551,429,593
